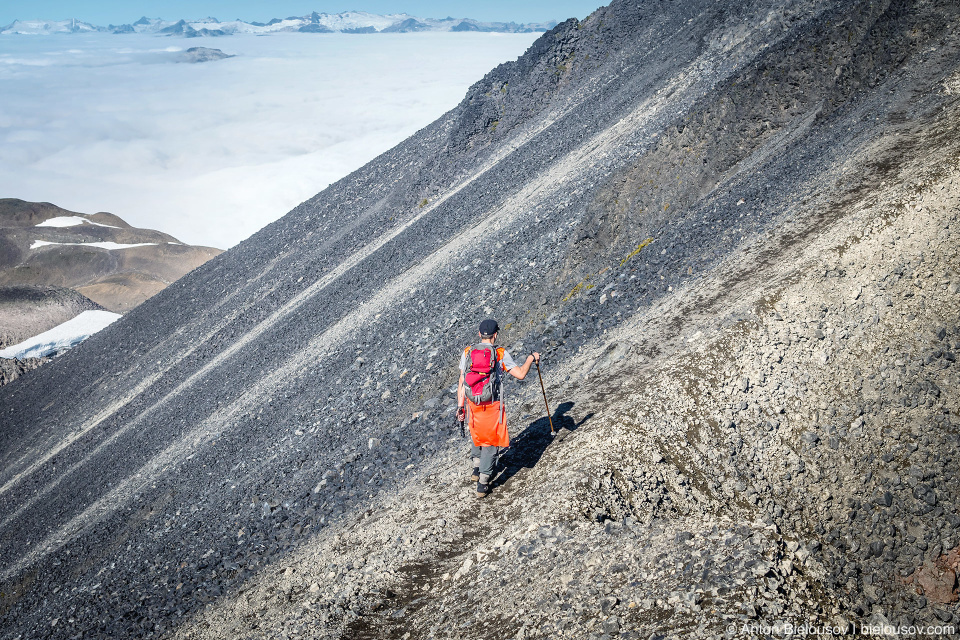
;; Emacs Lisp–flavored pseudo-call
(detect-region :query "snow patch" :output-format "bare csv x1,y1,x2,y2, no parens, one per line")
35,216,119,228
0,310,121,359
30,240,158,250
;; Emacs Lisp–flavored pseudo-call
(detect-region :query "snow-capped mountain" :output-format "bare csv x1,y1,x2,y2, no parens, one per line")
1,18,101,35
0,12,557,36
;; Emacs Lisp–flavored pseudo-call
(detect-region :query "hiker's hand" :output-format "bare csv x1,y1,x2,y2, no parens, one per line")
531,352,541,364
457,406,466,422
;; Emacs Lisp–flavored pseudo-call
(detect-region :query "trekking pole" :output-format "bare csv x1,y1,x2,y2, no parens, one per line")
535,358,555,436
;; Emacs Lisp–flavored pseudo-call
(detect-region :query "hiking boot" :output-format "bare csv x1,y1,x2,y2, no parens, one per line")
476,482,490,498
470,467,480,482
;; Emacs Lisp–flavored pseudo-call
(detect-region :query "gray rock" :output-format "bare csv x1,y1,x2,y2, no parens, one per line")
913,485,937,506
600,595,619,614
0,356,52,387
934,609,953,622
179,47,235,63
602,616,620,634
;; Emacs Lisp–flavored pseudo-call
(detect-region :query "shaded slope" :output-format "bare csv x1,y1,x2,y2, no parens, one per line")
1,0,959,638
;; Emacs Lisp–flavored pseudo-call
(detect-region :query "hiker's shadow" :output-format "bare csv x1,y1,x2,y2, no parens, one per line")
493,401,592,491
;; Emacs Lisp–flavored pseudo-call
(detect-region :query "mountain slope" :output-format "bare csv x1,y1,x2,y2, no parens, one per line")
0,199,223,313
1,0,959,637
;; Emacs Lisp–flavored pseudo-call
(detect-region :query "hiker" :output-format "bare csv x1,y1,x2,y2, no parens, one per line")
457,318,539,498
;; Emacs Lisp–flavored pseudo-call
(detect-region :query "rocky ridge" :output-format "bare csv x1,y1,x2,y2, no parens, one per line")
1,0,959,638
0,355,51,387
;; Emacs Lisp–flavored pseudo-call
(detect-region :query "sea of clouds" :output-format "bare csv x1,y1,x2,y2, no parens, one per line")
0,32,539,248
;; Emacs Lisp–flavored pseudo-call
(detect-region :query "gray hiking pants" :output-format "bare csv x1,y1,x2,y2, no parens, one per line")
471,445,499,484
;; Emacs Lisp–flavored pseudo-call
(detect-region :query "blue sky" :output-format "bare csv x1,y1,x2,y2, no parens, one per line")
1,1,603,25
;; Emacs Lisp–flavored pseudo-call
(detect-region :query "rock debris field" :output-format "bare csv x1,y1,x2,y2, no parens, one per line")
1,0,960,638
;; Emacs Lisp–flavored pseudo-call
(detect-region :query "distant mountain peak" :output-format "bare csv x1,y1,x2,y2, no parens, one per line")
0,11,557,36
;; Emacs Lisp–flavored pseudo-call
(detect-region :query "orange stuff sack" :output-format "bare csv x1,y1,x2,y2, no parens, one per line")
467,400,509,448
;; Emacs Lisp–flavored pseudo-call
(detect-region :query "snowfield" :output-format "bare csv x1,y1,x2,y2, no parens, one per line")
35,216,119,228
29,240,159,250
0,310,121,359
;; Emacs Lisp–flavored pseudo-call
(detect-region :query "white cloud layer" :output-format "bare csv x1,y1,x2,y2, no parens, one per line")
0,32,539,248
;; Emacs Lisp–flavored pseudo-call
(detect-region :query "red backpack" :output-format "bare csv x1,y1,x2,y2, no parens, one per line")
463,344,505,404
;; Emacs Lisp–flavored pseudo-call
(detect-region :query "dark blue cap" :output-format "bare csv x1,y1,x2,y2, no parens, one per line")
479,318,499,337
